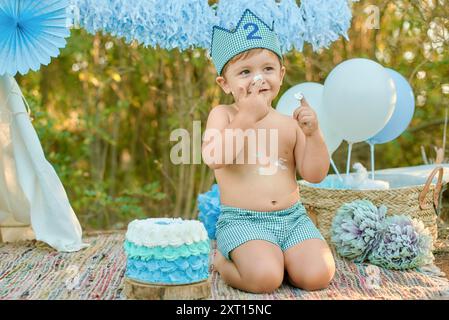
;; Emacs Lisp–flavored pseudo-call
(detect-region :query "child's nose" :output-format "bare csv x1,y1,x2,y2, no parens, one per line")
251,74,266,86
253,74,266,83
249,78,263,91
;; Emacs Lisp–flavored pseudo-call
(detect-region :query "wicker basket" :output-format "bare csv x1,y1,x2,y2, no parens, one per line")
299,167,444,242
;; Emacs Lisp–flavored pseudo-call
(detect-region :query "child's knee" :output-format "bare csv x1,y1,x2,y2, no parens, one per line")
287,255,336,291
302,272,333,291
293,264,335,291
244,266,284,293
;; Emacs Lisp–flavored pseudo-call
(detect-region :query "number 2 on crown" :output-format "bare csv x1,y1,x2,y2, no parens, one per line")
244,23,262,40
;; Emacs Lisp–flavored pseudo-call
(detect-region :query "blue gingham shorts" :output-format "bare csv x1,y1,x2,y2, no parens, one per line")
216,201,325,260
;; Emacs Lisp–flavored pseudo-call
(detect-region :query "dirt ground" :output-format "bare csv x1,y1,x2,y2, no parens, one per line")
435,219,449,279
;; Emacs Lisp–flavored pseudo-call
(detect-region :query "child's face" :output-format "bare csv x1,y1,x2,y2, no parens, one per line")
216,49,286,105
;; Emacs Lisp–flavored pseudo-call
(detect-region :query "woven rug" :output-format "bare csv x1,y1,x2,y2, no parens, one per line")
0,233,448,300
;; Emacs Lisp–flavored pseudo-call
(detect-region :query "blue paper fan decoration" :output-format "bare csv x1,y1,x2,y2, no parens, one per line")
0,0,70,76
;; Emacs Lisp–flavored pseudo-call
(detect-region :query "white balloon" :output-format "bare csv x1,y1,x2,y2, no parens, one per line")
323,58,397,143
276,82,343,155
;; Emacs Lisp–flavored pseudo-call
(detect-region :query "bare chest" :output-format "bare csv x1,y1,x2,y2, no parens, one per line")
227,110,297,166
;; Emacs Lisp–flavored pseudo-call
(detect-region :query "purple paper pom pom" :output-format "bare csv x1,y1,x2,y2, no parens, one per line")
368,215,434,270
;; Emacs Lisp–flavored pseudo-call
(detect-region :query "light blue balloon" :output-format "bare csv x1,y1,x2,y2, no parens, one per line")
367,68,415,145
276,82,343,154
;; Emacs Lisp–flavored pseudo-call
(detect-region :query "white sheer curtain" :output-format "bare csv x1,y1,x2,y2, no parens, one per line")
0,75,88,252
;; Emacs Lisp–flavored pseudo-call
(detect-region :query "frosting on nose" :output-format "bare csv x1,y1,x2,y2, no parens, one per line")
253,74,263,83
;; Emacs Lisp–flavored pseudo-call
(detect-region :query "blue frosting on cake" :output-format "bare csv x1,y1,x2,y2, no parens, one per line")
124,218,211,285
125,254,210,285
123,239,210,261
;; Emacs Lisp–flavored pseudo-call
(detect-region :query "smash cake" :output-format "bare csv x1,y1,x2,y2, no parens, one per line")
124,218,211,285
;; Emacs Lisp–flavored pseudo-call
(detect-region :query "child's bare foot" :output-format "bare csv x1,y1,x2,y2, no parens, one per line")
211,249,226,273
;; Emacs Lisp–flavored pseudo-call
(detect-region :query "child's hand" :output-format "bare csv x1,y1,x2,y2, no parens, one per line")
292,97,319,136
233,79,270,123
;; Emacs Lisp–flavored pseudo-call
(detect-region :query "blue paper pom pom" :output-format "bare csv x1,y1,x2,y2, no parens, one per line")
69,0,217,50
198,184,221,240
146,0,218,50
299,0,352,51
368,215,434,270
69,0,111,35
331,200,386,263
276,0,306,53
68,0,353,53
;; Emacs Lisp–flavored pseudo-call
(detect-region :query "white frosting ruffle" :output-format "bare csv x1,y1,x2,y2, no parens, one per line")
125,218,208,247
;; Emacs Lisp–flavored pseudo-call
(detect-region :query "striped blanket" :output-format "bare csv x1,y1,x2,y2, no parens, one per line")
0,233,448,300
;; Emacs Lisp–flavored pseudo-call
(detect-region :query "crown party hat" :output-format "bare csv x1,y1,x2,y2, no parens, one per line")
210,9,283,75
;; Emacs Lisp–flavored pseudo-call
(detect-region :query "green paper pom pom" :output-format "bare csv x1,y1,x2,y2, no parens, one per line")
331,199,386,263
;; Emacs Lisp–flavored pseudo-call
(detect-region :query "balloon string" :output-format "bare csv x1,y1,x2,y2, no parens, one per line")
346,142,353,176
330,157,343,182
370,142,375,180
